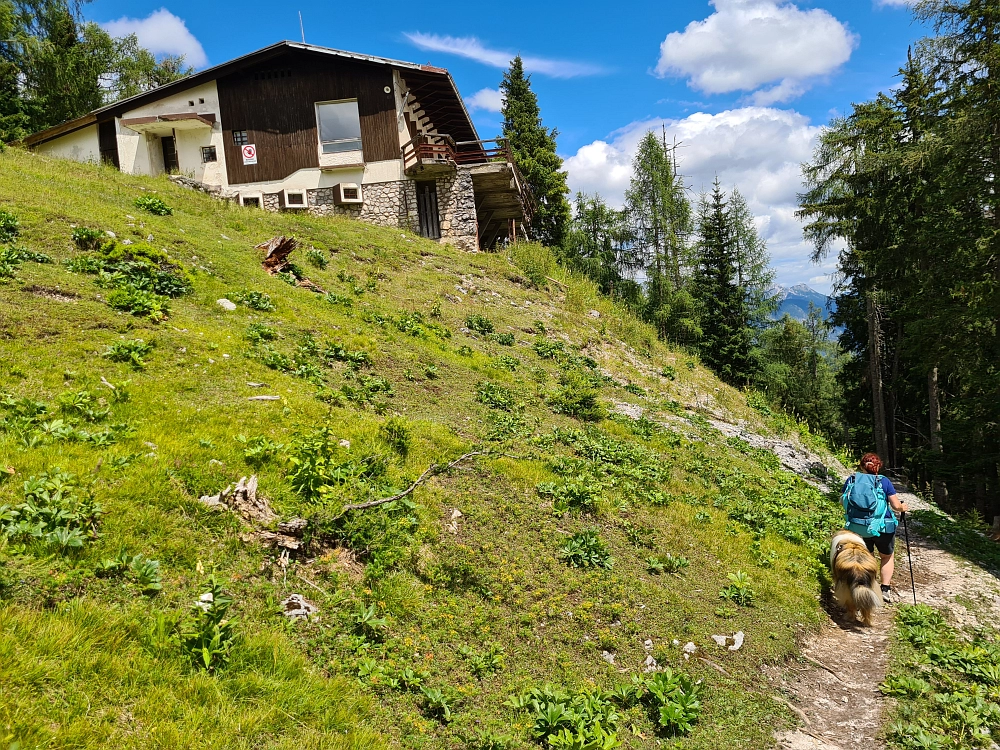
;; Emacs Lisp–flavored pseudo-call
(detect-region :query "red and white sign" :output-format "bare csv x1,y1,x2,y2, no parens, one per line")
241,144,258,165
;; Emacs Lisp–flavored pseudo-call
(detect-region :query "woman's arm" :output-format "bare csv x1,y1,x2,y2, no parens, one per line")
887,494,909,513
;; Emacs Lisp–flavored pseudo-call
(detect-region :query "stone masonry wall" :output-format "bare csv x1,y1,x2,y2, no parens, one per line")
307,181,419,233
253,174,479,252
433,168,478,252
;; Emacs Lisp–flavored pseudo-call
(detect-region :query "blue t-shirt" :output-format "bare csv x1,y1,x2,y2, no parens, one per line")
841,474,898,535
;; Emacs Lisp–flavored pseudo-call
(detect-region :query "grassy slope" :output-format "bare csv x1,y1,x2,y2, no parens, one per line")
0,147,841,750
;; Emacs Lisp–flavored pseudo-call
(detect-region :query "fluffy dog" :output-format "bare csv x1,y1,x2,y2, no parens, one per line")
830,530,881,626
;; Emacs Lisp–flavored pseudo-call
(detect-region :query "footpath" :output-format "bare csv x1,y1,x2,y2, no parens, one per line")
770,491,1000,750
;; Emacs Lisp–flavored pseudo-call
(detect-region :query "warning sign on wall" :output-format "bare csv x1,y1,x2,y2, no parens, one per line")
242,144,257,165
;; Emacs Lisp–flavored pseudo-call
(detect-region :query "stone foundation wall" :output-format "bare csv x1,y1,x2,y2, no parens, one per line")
433,168,478,252
251,174,479,252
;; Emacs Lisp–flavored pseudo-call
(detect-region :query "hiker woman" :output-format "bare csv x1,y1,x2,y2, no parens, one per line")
842,452,909,602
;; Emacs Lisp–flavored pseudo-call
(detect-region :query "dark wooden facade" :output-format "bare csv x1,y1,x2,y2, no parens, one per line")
97,120,119,169
217,49,398,184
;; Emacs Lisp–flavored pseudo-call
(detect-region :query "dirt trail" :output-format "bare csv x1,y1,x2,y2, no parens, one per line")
770,491,1000,750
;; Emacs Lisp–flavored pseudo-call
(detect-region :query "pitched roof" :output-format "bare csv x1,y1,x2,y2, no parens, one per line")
25,41,478,146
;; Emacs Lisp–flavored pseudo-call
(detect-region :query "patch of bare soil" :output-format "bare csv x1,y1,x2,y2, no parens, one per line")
24,285,78,302
770,491,1000,750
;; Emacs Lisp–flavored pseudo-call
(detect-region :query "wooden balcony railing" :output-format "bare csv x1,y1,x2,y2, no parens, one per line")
401,134,512,172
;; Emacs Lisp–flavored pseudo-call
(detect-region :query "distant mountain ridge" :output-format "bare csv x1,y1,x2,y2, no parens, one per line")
768,283,837,326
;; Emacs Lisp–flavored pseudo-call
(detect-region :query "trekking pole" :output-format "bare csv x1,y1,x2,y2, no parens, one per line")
901,511,917,605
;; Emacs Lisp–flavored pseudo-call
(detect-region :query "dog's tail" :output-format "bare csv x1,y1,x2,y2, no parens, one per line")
853,585,881,626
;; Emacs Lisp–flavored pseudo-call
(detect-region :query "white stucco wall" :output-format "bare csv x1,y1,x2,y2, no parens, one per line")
229,160,403,196
36,125,101,163
116,81,228,186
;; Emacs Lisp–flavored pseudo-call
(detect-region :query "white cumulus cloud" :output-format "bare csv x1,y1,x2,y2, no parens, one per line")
562,106,833,291
404,32,603,78
103,8,208,69
656,0,856,103
466,87,503,112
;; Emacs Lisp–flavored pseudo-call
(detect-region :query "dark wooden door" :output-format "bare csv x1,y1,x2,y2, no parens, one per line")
417,182,440,239
161,136,179,173
98,120,119,169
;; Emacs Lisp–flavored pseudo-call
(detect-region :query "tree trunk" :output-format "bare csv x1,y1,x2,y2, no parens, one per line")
928,365,948,505
867,292,889,460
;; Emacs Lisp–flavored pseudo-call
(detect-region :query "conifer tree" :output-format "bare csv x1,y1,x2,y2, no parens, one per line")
693,180,754,385
500,56,571,247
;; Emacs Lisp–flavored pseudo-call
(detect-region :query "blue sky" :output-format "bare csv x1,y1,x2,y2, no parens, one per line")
88,0,929,294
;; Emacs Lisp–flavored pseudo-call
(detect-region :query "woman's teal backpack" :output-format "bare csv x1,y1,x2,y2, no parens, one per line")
842,472,888,537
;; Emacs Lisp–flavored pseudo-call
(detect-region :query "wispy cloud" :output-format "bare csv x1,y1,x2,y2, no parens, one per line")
404,32,603,78
466,87,503,112
103,8,208,68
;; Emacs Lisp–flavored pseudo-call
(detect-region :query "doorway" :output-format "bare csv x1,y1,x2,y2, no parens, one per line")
161,136,179,173
416,182,440,239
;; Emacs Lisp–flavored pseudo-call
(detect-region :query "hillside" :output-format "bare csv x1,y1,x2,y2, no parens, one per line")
768,284,836,328
0,147,848,750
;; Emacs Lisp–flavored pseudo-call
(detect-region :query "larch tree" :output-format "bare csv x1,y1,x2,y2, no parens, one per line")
500,56,571,248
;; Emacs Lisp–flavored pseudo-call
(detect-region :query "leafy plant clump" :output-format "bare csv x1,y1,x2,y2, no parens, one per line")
0,244,53,281
71,226,105,250
134,195,173,215
233,289,276,311
476,381,520,412
0,208,19,242
547,370,605,422
466,314,495,335
647,554,689,575
102,339,154,370
0,469,102,551
181,576,236,672
883,604,1000,749
305,247,329,268
719,571,755,606
458,644,505,678
559,529,613,569
95,552,163,593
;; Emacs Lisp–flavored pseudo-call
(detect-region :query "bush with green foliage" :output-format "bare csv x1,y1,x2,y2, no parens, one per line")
134,195,173,215
95,552,163,593
476,381,519,412
719,571,754,606
107,285,169,321
559,529,613,569
646,554,689,575
71,226,105,250
547,370,605,422
305,246,329,268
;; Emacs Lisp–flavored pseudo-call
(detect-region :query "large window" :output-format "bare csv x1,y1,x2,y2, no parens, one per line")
316,100,362,154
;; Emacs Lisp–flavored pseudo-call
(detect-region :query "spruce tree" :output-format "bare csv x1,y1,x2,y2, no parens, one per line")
693,180,754,385
500,56,571,247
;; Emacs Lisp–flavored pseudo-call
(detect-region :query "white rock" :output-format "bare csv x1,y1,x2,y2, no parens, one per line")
281,593,320,620
106,230,116,238
601,651,616,665
121,238,133,245
588,309,600,319
644,639,653,651
672,639,680,646
711,634,728,647
217,298,237,311
339,439,351,448
682,641,697,654
146,234,154,242
643,654,659,672
729,631,745,651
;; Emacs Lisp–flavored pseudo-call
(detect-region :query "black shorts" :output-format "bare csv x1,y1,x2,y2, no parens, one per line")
864,531,896,556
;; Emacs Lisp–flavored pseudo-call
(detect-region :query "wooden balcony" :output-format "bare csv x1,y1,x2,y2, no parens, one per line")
402,134,512,176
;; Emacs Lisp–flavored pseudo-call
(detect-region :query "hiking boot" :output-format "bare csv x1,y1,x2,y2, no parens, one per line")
881,585,893,603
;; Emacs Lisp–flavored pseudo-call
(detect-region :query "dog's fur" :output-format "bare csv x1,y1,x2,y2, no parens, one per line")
830,530,881,626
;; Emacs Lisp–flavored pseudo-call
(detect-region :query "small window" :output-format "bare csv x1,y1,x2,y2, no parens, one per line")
343,186,359,200
316,100,362,154
240,194,261,208
201,146,217,163
188,100,194,106
198,98,205,104
233,130,248,146
284,190,307,208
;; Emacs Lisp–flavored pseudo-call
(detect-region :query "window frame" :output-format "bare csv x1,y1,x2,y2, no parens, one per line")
201,145,218,163
314,99,363,155
232,130,248,147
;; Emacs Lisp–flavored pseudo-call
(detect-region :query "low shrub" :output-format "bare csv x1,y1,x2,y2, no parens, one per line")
719,570,754,606
233,289,275,311
305,247,329,268
548,370,605,422
476,380,519,412
466,314,495,335
0,468,102,551
0,208,19,242
107,285,169,321
180,576,236,672
71,226,105,250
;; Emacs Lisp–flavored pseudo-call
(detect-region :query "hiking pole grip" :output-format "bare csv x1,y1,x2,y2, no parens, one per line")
902,511,917,605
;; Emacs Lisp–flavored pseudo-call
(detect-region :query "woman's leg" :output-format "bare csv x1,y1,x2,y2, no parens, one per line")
880,552,895,585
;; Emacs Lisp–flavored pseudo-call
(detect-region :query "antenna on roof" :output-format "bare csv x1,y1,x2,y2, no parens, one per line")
298,11,305,43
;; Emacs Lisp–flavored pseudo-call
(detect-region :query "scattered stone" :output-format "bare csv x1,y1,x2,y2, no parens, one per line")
146,234,154,242
208,459,224,467
643,654,659,672
601,650,616,665
682,641,697,654
106,230,116,238
280,593,319,620
143,441,157,450
338,439,351,449
246,382,268,387
446,508,463,534
588,309,600,319
671,639,680,646
644,639,654,651
247,395,280,401
711,634,728,647
730,631,745,651
217,298,237,311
